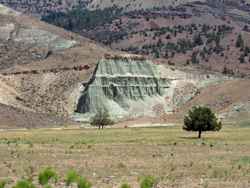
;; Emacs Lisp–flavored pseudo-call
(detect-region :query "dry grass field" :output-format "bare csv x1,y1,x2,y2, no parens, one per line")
0,125,250,188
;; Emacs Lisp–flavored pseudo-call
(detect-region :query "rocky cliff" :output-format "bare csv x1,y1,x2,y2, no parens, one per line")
74,55,169,121
73,54,227,122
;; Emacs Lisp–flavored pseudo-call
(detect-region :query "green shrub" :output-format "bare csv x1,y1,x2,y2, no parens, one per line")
12,180,36,188
77,176,91,188
44,185,53,188
120,183,131,188
0,181,6,188
140,176,156,188
65,169,79,186
38,167,58,185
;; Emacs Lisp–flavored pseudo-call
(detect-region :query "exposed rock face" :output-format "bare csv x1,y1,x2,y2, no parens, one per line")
13,28,77,51
0,4,78,70
75,55,169,120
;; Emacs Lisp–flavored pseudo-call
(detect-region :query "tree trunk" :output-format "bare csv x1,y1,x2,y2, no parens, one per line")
98,125,101,130
198,130,202,138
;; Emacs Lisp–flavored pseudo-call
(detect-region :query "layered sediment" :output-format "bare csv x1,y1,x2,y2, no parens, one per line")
75,55,169,120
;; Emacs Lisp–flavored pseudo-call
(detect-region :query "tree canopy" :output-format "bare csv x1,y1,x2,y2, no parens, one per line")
183,106,222,138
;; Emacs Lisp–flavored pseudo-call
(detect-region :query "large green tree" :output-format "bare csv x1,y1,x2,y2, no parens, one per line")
183,106,222,138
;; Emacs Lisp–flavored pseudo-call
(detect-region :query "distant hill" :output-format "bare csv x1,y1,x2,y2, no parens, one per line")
0,2,250,128
3,1,249,76
39,0,250,77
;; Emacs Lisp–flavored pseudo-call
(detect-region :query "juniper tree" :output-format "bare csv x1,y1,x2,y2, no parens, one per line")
183,106,222,138
236,34,244,48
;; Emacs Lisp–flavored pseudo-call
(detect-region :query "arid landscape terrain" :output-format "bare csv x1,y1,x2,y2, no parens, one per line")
1,126,250,187
0,0,250,187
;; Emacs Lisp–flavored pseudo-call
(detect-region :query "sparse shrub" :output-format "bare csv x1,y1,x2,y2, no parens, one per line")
140,176,156,188
183,106,222,138
77,176,91,188
90,109,114,129
120,183,131,188
65,169,79,186
38,167,58,186
12,180,36,188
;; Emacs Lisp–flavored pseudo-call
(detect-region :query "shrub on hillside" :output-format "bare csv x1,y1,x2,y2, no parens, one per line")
38,167,58,186
140,176,157,188
12,180,36,188
65,169,79,186
77,176,92,188
0,181,6,188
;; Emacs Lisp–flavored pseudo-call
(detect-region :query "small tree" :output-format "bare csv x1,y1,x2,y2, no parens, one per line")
183,106,222,138
236,34,244,48
90,109,114,129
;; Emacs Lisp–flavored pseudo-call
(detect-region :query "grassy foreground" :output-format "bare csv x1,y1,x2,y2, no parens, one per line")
0,125,250,187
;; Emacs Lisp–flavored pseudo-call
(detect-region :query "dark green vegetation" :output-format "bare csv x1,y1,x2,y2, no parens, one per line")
127,24,233,60
183,106,222,138
42,7,123,31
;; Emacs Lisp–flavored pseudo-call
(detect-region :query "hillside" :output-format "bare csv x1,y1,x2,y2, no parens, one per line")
0,4,113,127
37,0,250,77
1,1,250,78
0,3,250,128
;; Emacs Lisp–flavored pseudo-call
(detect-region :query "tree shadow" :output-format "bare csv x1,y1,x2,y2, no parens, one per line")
179,136,200,140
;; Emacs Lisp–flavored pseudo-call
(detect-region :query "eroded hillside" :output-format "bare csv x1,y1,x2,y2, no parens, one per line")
0,4,112,127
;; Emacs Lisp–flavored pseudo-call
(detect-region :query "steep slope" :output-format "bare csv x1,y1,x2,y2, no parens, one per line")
74,55,169,121
174,79,250,123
